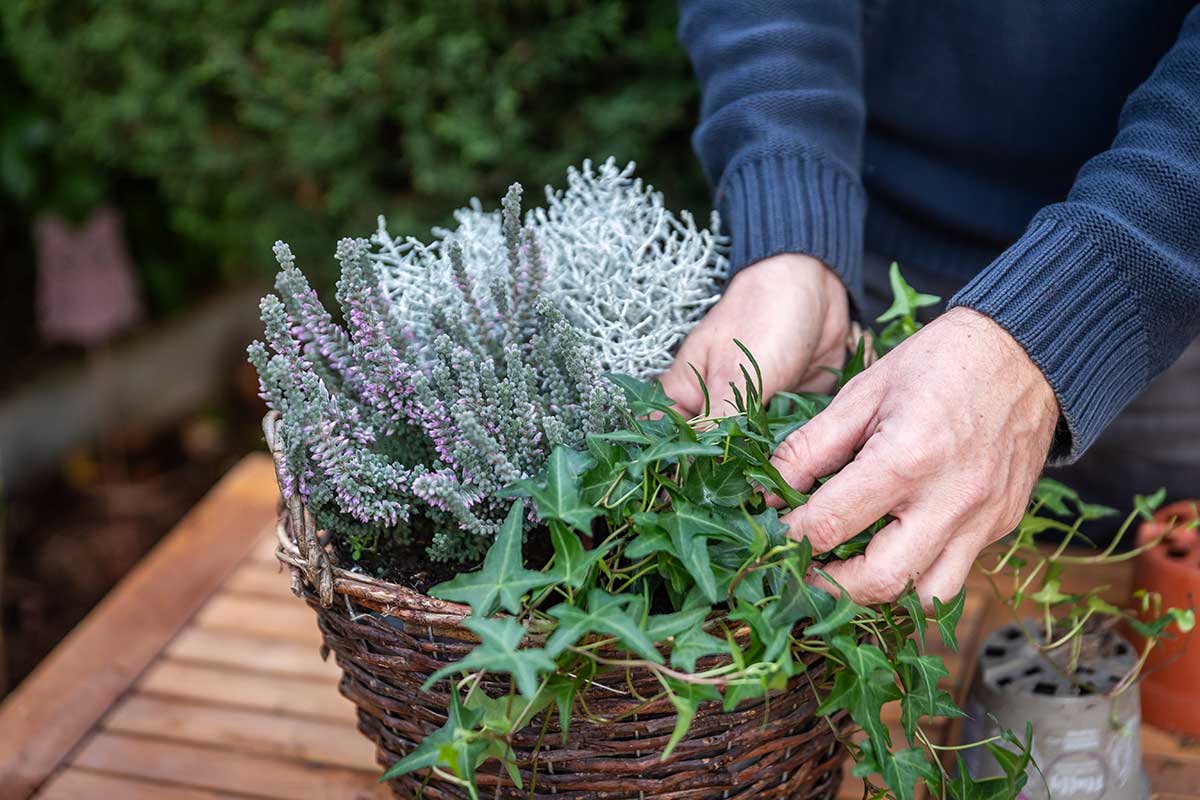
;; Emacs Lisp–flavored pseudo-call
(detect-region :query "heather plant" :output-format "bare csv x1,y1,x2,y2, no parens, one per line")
249,163,727,563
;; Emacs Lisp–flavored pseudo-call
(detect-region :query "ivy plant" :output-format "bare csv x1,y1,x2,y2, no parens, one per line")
982,479,1195,693
382,271,1042,800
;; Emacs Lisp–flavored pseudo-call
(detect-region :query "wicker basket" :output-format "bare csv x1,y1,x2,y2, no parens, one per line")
264,412,847,799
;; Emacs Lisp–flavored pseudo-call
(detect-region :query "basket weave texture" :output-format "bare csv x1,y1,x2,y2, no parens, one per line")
265,413,847,799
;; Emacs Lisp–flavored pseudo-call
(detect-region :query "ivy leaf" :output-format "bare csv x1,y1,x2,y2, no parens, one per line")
380,690,483,782
931,589,966,653
765,568,867,639
425,617,555,699
1134,488,1167,520
744,461,808,508
548,521,609,589
644,605,711,642
1030,578,1070,606
803,585,869,638
658,503,742,602
589,429,653,444
897,640,963,744
946,755,1018,800
853,741,939,800
685,458,753,507
820,635,902,757
876,261,941,324
669,625,727,672
1033,477,1078,517
663,679,721,760
545,589,662,663
830,529,873,560
634,441,723,475
430,502,556,616
1077,500,1119,520
506,446,600,530
607,373,675,415
624,519,674,560
897,589,927,651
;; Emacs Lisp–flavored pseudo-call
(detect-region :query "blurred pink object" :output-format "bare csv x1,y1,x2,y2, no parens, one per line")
36,207,143,347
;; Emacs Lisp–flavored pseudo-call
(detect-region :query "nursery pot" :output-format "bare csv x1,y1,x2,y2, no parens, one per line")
1128,499,1200,737
962,622,1149,800
263,415,847,800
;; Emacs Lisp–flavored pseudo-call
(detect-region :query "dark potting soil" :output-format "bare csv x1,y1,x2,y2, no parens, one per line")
329,521,556,596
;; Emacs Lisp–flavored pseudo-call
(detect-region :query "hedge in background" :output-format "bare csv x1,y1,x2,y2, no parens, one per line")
1,1,708,281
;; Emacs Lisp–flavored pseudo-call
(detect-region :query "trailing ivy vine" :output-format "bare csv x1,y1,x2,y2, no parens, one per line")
382,269,1050,799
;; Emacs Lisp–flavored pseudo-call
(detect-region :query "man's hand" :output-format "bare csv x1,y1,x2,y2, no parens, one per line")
769,307,1060,605
660,254,850,417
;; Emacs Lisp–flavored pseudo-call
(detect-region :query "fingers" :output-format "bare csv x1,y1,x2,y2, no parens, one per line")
779,446,909,554
769,381,878,502
914,532,986,609
812,505,959,604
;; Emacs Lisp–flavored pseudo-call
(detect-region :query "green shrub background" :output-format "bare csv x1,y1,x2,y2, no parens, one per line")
1,1,709,286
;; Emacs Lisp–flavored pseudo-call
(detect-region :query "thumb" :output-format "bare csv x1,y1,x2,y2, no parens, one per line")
769,379,879,495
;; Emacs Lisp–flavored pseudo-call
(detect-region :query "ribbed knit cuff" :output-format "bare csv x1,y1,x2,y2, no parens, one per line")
949,215,1149,463
717,153,867,305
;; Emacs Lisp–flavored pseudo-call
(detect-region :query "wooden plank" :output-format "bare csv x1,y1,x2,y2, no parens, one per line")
138,659,357,724
166,627,340,681
223,561,294,600
1145,753,1200,795
194,592,322,644
71,732,387,800
36,768,239,800
0,454,280,799
1141,725,1200,765
249,533,283,566
103,694,374,771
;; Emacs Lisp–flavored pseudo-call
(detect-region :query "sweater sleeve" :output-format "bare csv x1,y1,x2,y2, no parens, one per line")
677,1,867,300
950,6,1200,463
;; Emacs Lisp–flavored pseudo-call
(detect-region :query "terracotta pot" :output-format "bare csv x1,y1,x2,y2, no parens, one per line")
962,622,1149,800
1129,499,1200,737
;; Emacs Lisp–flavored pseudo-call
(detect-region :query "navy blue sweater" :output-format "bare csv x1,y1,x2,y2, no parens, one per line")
678,1,1200,460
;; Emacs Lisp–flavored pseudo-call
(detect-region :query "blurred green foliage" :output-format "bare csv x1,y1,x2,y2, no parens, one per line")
1,1,708,283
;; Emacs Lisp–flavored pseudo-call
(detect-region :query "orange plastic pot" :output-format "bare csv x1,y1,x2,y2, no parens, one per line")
1129,500,1200,736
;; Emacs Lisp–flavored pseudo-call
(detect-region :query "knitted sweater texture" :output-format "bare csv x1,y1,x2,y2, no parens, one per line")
678,0,1200,459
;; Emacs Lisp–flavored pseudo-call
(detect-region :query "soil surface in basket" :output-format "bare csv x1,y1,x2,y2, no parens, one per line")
331,522,555,595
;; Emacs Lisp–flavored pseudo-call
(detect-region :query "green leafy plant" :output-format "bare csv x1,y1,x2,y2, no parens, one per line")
2,1,705,280
982,481,1196,694
383,272,1041,800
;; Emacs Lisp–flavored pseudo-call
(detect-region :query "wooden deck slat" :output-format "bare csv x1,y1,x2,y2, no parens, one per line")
166,626,341,681
194,593,323,644
138,659,358,724
223,561,295,600
0,455,279,800
70,732,387,800
36,768,243,800
1144,753,1200,795
102,694,374,772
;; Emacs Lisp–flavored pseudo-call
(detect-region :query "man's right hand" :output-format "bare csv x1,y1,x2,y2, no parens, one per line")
659,253,850,417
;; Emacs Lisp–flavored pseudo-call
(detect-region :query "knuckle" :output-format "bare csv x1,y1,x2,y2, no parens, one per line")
799,509,845,552
866,566,910,602
773,430,810,468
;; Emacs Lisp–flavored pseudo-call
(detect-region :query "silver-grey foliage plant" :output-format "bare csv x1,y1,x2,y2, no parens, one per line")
250,160,728,563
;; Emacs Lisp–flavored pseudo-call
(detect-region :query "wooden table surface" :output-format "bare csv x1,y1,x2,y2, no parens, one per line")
1,453,1197,799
